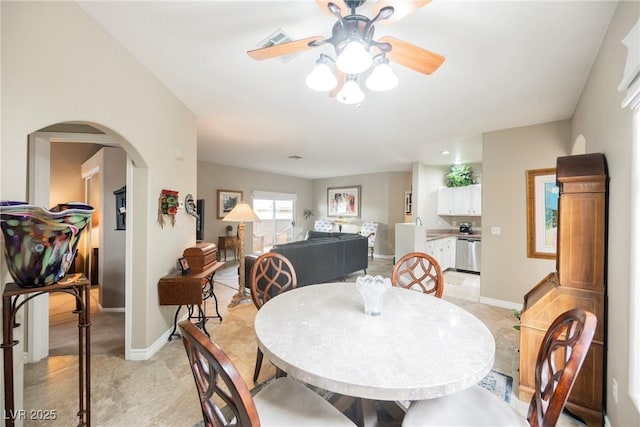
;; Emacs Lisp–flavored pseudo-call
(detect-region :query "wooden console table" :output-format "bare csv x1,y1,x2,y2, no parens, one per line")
217,236,240,261
158,262,225,341
2,274,91,427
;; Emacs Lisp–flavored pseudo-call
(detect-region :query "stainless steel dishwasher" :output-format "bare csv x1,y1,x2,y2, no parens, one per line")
456,237,481,273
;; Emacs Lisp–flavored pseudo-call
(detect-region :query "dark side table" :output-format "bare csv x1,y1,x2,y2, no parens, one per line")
2,274,91,427
217,236,240,261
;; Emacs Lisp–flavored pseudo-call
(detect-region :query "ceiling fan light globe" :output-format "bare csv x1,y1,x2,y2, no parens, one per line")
337,79,365,105
366,62,398,92
306,62,338,92
336,40,372,74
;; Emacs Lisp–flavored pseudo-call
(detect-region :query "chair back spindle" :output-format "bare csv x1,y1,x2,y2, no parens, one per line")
392,252,444,297
527,308,597,427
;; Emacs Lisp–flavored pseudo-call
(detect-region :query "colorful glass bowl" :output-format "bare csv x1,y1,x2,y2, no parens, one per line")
0,201,94,287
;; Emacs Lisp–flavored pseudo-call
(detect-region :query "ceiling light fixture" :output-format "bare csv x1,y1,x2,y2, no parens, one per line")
248,1,446,107
304,1,397,105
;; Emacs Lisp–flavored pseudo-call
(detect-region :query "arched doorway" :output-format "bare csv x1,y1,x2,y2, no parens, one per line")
27,122,145,361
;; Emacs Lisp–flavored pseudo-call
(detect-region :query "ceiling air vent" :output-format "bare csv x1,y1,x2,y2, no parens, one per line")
257,29,301,63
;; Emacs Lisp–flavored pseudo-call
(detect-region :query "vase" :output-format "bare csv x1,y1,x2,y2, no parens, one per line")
0,201,94,288
355,274,392,316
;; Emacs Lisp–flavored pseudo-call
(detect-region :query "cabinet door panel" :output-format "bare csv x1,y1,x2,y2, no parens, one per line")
437,187,452,215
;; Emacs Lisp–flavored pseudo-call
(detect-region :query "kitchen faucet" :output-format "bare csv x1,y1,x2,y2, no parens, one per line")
415,217,422,226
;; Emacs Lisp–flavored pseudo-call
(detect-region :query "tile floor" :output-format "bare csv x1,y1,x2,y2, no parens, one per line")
22,257,580,426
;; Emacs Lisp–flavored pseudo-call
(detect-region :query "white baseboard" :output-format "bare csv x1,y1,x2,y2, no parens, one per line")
373,253,394,260
604,414,612,427
99,306,125,313
479,296,523,311
128,313,188,361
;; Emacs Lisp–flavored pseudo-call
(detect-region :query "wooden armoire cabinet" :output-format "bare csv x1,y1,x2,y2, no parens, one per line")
519,153,607,426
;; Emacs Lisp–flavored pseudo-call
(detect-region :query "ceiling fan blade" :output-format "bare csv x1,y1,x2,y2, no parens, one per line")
378,36,445,75
315,0,349,17
247,36,323,61
329,69,346,97
374,0,432,24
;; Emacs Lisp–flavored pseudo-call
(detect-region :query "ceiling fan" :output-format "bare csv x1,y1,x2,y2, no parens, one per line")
247,0,445,104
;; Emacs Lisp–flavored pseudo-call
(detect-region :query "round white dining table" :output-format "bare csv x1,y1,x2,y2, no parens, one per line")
254,282,495,402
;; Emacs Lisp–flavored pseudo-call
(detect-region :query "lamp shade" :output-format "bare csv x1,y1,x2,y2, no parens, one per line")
336,40,372,75
366,61,399,92
222,202,260,223
337,78,366,105
306,60,338,92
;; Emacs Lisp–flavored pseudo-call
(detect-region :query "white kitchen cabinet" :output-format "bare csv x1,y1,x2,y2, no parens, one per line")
421,235,457,271
445,236,457,270
436,187,453,215
437,184,482,216
396,224,457,271
395,224,457,271
469,184,482,215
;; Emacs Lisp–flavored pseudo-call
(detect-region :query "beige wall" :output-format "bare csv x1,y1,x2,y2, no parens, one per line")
312,171,411,257
196,164,410,257
481,120,572,305
572,1,639,424
50,143,103,206
1,0,197,363
82,147,128,309
197,162,313,252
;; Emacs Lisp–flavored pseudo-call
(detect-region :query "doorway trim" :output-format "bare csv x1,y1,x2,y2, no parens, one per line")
27,131,131,361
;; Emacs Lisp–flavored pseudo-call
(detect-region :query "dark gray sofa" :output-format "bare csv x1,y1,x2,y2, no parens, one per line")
245,231,368,287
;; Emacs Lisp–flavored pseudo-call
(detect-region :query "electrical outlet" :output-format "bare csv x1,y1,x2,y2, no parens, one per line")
612,378,618,404
491,226,501,235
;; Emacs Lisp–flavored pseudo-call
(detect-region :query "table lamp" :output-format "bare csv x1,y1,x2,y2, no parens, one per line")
335,216,347,232
223,201,260,306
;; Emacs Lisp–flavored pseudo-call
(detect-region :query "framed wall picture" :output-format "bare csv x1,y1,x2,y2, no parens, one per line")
327,185,361,217
526,168,559,259
404,191,412,215
217,190,243,219
178,257,191,274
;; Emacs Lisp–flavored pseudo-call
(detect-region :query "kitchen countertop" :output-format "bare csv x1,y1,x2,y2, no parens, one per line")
425,230,482,240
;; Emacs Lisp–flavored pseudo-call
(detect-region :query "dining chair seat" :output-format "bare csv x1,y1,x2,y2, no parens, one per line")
254,377,355,426
402,384,528,426
178,320,355,427
402,308,597,427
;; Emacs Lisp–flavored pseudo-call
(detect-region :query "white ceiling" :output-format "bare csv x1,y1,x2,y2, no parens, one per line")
78,1,617,179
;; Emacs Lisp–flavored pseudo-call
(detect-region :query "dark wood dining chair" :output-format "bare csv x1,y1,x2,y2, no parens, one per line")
402,308,597,427
249,252,297,382
178,320,355,427
392,252,444,297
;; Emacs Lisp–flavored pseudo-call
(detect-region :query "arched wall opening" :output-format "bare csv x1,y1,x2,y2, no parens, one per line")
26,121,148,363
